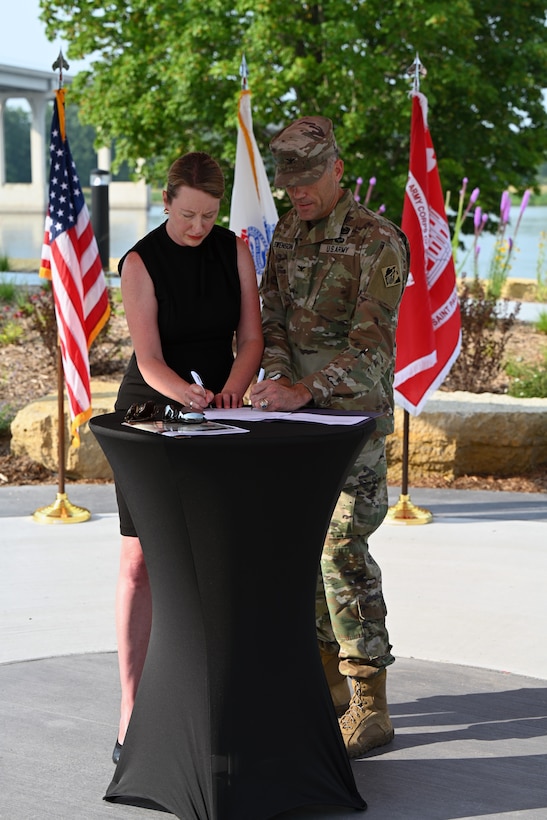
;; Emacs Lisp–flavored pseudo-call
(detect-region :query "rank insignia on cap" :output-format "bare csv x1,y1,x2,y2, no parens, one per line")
382,265,401,287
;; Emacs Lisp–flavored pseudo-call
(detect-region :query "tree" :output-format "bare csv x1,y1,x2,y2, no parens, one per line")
40,0,547,226
64,103,99,184
3,101,130,187
4,106,31,182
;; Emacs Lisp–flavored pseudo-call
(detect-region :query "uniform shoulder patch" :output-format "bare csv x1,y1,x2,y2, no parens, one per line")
382,265,402,287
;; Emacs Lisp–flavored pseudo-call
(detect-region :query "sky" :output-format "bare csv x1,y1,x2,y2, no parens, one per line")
1,0,90,74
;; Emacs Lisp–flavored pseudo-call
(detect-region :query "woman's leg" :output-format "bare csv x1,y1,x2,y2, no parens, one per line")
115,535,152,743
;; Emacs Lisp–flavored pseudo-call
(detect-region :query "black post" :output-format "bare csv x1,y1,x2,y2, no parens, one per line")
90,168,111,270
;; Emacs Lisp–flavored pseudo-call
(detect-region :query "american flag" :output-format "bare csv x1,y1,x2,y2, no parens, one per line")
393,90,461,415
229,58,278,282
40,87,110,444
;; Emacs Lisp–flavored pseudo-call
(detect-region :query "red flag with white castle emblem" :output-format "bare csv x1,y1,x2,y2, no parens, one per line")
394,90,461,415
229,56,278,282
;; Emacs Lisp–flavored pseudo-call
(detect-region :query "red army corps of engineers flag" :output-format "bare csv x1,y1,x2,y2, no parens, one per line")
40,87,110,444
394,91,461,415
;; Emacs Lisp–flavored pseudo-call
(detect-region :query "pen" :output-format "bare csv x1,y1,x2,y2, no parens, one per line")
257,368,265,383
190,370,204,387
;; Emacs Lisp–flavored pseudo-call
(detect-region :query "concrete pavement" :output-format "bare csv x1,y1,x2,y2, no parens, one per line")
0,482,546,819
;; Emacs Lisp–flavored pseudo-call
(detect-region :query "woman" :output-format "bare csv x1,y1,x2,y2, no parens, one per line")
112,151,263,763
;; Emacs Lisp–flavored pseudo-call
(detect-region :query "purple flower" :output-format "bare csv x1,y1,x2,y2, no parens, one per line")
513,188,532,236
519,189,531,217
364,177,377,206
462,186,480,221
474,207,482,231
500,190,511,224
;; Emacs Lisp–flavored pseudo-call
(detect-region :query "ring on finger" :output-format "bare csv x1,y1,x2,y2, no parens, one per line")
260,398,269,409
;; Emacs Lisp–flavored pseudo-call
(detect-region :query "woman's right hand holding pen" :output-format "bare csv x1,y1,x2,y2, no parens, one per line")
188,370,214,411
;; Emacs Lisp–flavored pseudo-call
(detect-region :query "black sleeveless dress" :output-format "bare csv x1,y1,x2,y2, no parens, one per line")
114,221,241,535
115,221,241,411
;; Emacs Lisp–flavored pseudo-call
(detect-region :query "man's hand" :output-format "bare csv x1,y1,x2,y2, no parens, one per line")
249,377,312,412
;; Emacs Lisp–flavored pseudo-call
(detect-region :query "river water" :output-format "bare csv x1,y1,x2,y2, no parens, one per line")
456,204,546,282
1,203,545,283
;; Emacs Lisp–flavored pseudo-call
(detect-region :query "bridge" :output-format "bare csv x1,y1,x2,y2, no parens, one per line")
0,63,147,215
0,63,61,213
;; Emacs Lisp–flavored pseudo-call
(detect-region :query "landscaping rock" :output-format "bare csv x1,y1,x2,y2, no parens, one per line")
387,390,547,482
9,385,547,484
10,380,119,480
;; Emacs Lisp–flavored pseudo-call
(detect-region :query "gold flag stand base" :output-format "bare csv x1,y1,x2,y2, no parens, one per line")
386,493,433,525
32,492,91,524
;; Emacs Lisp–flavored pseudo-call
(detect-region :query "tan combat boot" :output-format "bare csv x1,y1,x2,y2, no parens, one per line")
338,668,394,758
320,649,351,717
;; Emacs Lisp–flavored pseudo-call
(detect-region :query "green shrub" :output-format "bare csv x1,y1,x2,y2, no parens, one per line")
0,402,17,434
25,284,59,359
443,280,519,393
0,317,23,345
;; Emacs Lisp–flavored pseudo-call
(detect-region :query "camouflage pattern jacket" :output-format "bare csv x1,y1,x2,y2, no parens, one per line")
260,189,409,436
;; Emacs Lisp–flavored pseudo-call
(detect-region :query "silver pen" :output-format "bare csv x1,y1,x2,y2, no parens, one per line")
190,370,204,387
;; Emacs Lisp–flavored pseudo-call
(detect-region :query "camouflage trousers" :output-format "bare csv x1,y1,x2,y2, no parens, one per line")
316,435,395,674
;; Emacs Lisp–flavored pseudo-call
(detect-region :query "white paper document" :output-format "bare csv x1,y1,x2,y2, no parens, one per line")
123,420,249,437
204,408,375,426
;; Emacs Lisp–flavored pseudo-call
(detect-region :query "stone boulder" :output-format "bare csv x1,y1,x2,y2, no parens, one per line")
10,385,547,483
386,390,547,483
10,380,119,480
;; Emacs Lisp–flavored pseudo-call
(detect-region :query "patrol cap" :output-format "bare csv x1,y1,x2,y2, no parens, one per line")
270,116,338,187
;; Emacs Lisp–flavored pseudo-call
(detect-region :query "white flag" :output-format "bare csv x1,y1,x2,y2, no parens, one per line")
229,88,278,282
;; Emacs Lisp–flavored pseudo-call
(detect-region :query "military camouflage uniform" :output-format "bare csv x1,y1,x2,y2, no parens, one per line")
260,188,409,674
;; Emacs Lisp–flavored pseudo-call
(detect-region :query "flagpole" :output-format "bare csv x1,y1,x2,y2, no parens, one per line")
33,52,90,524
387,54,432,525
229,54,278,284
240,52,248,90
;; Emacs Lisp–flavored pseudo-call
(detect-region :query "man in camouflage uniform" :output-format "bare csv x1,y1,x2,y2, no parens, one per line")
250,116,409,758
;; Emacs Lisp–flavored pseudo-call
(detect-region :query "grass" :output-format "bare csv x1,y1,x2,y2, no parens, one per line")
506,350,547,398
0,275,18,301
505,313,547,398
535,310,547,334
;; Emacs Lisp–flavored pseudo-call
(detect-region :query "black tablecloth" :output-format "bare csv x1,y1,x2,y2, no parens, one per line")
90,410,374,820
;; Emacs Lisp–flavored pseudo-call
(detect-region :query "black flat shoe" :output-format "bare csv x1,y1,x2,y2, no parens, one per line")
112,739,123,765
